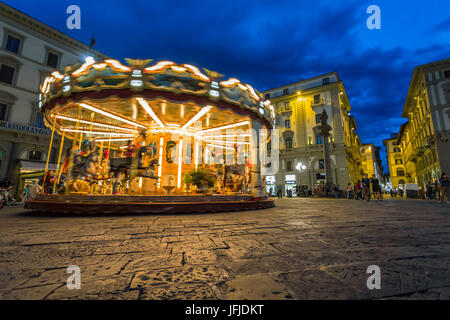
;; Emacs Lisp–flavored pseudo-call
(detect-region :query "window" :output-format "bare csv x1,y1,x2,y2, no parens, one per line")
284,101,290,110
46,52,60,68
393,147,401,153
29,150,42,161
396,169,405,177
319,159,325,169
5,35,21,53
313,94,321,104
0,64,15,84
285,137,292,149
35,112,45,128
284,119,291,128
315,114,321,124
286,161,292,171
395,159,403,165
444,70,450,78
264,93,270,100
0,103,7,121
392,141,398,146
316,134,323,145
283,88,289,95
322,77,330,85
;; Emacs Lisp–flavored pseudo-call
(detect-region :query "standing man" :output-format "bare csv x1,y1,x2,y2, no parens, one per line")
439,173,450,203
361,174,371,202
276,183,283,199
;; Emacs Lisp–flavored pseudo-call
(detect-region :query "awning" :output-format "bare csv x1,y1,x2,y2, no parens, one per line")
17,160,57,171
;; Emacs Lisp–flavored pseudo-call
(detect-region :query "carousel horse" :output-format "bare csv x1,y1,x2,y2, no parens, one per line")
109,143,158,194
224,164,245,192
67,139,100,194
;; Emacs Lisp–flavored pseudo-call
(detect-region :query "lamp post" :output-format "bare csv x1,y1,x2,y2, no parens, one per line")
296,162,307,196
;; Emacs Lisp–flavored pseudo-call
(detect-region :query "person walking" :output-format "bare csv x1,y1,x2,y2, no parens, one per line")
276,183,283,199
434,179,440,200
371,175,382,200
361,174,371,201
355,181,362,200
439,173,450,204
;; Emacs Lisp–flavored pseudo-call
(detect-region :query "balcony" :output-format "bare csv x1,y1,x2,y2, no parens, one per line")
311,98,325,111
0,120,51,135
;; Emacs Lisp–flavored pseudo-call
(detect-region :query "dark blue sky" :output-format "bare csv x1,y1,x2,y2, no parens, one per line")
6,0,450,172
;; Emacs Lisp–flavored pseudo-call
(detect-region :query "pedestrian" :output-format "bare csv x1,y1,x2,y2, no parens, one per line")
371,175,382,200
355,181,362,200
434,179,440,200
333,184,339,199
361,174,371,201
439,172,450,203
276,183,283,199
347,183,353,199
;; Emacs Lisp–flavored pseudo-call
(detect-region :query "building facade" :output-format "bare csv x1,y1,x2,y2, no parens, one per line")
360,143,384,182
396,58,450,189
0,2,107,197
263,72,363,195
383,133,406,188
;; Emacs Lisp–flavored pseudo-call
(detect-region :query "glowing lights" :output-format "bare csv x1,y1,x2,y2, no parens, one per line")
177,138,183,189
96,138,134,142
136,98,165,128
220,78,240,87
72,58,96,76
183,64,210,81
144,61,174,72
54,115,137,132
209,90,220,97
63,85,71,92
199,121,250,134
211,81,219,89
79,103,146,128
85,56,95,64
62,129,134,136
51,71,64,80
158,137,163,180
206,143,235,151
105,59,131,72
171,65,187,73
194,141,199,170
181,105,212,129
131,80,143,87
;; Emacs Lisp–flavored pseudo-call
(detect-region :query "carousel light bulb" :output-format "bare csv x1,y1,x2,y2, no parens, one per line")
55,115,136,132
85,56,95,64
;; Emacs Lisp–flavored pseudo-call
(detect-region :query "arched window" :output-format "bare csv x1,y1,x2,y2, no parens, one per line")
396,169,405,177
29,150,42,161
393,147,401,153
285,137,292,149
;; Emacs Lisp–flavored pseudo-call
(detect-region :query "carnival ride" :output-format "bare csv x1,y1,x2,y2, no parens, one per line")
25,58,275,213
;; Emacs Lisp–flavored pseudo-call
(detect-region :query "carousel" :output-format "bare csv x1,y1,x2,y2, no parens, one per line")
24,57,275,214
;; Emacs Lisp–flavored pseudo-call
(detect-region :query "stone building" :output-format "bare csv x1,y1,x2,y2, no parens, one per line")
383,133,406,188
263,72,363,195
0,2,107,197
396,58,450,189
360,143,384,183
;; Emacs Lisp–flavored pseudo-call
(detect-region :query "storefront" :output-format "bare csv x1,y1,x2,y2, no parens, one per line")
265,175,276,196
285,174,297,197
12,160,57,199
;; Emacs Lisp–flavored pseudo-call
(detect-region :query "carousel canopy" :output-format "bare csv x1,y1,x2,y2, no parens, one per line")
39,58,275,148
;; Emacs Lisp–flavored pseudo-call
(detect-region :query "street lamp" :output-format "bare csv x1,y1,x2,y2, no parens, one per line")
296,162,306,172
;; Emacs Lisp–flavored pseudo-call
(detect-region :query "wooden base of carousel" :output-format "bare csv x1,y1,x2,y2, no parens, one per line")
24,194,275,214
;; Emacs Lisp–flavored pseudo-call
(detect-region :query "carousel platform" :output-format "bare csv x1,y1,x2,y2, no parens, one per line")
24,194,274,214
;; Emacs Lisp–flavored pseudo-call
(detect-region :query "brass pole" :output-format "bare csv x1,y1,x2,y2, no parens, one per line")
53,130,65,193
42,119,56,193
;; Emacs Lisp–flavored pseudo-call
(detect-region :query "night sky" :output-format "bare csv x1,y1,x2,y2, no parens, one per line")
6,0,450,172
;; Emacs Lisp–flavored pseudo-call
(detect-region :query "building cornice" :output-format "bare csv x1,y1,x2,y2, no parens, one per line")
0,2,109,60
263,71,339,93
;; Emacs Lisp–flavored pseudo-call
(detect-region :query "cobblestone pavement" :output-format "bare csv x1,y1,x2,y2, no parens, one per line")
0,198,449,300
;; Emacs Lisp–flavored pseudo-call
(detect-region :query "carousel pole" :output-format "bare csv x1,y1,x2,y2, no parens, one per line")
53,130,65,193
42,119,56,193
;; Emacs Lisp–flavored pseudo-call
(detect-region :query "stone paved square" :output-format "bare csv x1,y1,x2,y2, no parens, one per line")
0,198,449,300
